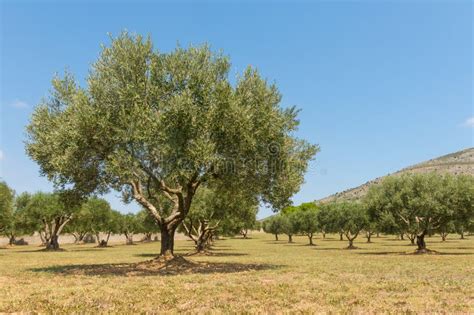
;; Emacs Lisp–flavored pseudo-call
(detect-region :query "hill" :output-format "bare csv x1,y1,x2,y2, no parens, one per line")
318,147,474,203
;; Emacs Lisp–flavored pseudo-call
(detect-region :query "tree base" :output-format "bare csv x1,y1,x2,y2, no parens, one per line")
346,245,358,250
133,255,199,274
414,248,438,255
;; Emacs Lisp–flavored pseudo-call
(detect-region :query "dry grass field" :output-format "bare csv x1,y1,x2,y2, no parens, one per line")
1,232,473,313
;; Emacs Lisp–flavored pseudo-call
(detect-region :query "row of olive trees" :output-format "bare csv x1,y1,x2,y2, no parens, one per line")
0,183,160,250
263,173,474,253
1,180,261,251
262,201,368,249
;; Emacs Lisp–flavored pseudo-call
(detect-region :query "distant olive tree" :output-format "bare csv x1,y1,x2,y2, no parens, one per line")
333,202,368,249
22,192,80,250
137,209,161,242
119,213,141,245
365,173,474,253
0,182,16,244
262,215,286,241
292,203,319,245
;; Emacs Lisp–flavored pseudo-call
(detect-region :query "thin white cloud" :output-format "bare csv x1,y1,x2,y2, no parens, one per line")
9,99,29,109
463,116,474,128
0,150,3,161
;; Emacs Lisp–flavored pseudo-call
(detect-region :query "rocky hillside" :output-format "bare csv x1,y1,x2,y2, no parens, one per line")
318,147,474,203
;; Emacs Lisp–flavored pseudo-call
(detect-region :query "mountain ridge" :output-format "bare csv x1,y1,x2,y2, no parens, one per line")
317,147,474,203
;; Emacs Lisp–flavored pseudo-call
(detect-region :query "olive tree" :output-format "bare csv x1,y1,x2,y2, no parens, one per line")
333,202,368,249
365,173,473,253
82,198,121,247
119,213,141,245
23,192,79,250
262,215,286,241
137,209,161,242
0,182,16,245
181,186,258,251
317,202,340,239
26,32,318,258
292,203,319,245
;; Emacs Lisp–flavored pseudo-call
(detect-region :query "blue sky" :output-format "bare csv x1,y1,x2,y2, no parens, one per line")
1,0,472,219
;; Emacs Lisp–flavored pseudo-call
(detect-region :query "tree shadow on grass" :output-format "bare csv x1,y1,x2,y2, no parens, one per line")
311,247,341,251
282,243,313,247
29,257,282,277
135,251,248,258
383,243,417,247
69,248,109,252
442,246,474,250
205,247,232,251
355,251,474,256
264,241,287,245
355,251,408,255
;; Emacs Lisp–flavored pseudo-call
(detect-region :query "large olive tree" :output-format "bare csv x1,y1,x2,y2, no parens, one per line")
26,32,317,258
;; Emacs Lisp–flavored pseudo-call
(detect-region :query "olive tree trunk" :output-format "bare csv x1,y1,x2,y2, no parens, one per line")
160,225,176,256
416,230,427,252
308,233,314,245
43,215,72,250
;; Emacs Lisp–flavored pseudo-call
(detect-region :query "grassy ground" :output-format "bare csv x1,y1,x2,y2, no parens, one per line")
0,232,473,313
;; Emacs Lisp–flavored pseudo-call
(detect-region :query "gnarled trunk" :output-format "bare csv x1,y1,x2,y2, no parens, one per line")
96,232,111,247
339,232,343,241
288,234,293,243
182,219,217,253
345,232,359,249
416,231,427,252
274,234,279,241
348,239,355,249
160,225,176,257
42,215,72,250
8,235,15,246
46,234,60,250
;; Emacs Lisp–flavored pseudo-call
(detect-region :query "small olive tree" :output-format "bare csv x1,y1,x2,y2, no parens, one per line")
262,215,286,241
332,202,368,249
292,203,319,245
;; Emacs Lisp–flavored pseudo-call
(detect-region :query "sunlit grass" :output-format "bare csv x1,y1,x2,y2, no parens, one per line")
1,232,473,313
